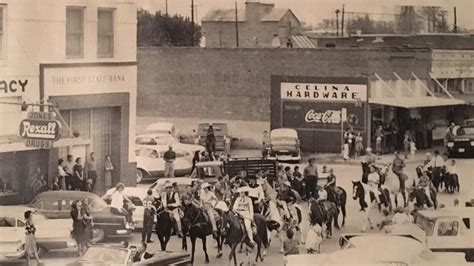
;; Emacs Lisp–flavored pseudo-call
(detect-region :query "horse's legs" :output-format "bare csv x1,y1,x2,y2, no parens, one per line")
182,235,187,251
333,210,340,230
401,190,407,207
164,234,171,251
202,236,210,264
341,201,347,227
191,235,196,264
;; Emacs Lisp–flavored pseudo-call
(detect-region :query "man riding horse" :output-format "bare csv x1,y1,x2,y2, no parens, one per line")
277,181,299,226
161,181,183,238
232,186,256,248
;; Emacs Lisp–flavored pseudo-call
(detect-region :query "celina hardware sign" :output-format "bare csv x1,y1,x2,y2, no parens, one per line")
19,112,61,149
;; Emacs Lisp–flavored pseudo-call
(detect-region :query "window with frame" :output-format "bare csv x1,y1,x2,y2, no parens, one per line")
437,221,459,236
97,9,114,57
0,5,4,59
66,7,84,58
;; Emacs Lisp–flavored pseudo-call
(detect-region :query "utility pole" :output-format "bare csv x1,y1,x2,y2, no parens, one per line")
235,1,239,47
453,7,458,33
191,0,194,45
165,0,168,15
335,9,340,36
341,4,345,37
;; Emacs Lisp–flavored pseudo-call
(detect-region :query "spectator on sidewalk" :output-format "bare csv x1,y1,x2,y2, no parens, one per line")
85,152,98,192
375,125,384,156
57,159,67,190
303,158,318,199
104,155,114,191
163,145,176,178
73,157,85,191
65,155,75,190
354,132,364,159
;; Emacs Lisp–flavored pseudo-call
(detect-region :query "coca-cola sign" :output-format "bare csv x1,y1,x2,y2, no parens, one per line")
305,109,341,124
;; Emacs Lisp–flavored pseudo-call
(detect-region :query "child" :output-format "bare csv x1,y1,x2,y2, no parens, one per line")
403,134,410,159
283,229,299,256
355,132,364,159
410,139,417,159
446,160,459,193
305,223,322,254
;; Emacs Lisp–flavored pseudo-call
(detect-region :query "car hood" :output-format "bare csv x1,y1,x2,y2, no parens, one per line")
453,134,474,140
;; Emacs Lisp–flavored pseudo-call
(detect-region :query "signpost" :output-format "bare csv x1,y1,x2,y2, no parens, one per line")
341,108,347,155
19,112,61,149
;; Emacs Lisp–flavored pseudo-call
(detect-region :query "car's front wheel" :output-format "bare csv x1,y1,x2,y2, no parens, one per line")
91,228,105,243
136,169,150,184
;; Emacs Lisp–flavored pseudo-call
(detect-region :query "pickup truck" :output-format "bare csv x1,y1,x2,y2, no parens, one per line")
190,157,277,185
342,207,474,262
197,123,230,152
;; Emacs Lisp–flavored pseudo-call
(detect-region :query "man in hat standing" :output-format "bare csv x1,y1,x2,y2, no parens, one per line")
163,145,176,178
161,181,183,237
232,186,255,247
200,183,218,235
303,158,318,199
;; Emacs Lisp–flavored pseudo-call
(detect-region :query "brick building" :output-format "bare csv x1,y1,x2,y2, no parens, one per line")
201,1,301,48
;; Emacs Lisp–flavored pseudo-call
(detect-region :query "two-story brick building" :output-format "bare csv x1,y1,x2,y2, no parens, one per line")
0,0,137,204
201,1,301,48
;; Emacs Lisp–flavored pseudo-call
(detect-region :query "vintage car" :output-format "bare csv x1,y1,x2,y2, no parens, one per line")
384,207,474,262
269,128,301,162
446,125,474,157
28,191,131,243
0,206,75,261
144,122,178,138
286,235,466,266
135,145,194,183
197,122,230,152
67,244,190,266
135,133,205,154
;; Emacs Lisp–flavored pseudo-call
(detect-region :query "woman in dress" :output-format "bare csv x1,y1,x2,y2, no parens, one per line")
73,157,85,191
24,210,41,265
355,132,364,159
71,200,87,255
104,155,114,191
81,198,93,246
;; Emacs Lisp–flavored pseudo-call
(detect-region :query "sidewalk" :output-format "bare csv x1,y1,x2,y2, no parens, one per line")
301,145,446,166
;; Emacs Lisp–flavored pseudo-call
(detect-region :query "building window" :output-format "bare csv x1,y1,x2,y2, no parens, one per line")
66,7,84,58
0,6,4,59
97,9,114,58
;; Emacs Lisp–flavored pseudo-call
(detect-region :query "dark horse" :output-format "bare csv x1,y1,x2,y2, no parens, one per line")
352,180,391,213
408,187,438,210
309,199,339,238
153,198,174,251
218,210,268,266
181,203,212,264
325,186,347,227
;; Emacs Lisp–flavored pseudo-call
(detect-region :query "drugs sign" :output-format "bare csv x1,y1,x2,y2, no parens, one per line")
19,112,61,149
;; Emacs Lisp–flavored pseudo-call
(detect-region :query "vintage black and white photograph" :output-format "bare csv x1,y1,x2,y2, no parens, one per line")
0,0,473,265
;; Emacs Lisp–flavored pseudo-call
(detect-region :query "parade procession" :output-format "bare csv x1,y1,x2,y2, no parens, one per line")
1,0,474,265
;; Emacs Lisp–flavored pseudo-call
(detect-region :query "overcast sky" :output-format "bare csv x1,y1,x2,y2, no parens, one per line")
137,0,473,30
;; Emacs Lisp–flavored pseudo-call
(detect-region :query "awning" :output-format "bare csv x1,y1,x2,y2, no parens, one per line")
369,96,465,109
0,136,90,153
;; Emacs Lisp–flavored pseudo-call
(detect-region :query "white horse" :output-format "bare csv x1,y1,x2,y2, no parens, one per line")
352,181,385,232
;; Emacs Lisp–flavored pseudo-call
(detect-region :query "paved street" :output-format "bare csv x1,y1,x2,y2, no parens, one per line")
36,154,473,266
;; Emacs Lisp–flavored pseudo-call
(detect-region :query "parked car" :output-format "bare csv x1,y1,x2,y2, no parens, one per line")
286,235,466,266
197,122,230,152
28,191,131,243
384,207,474,262
67,244,191,266
135,133,205,154
135,145,194,183
446,125,474,157
144,122,178,139
0,206,74,261
269,128,301,162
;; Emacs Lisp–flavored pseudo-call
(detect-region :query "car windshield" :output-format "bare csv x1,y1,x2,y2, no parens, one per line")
135,137,157,145
155,136,178,145
271,136,296,142
459,127,474,135
416,215,435,236
136,148,161,158
80,247,128,264
146,129,171,135
0,217,16,227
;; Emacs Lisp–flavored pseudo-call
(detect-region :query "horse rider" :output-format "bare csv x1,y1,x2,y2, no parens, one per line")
367,165,381,199
364,147,377,166
324,168,338,203
277,181,298,222
230,171,249,188
232,186,256,247
214,175,231,201
161,181,183,238
109,182,135,229
416,170,433,207
248,175,265,212
392,151,407,190
200,183,219,236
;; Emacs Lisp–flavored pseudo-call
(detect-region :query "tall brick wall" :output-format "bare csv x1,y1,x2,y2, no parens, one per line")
137,47,432,122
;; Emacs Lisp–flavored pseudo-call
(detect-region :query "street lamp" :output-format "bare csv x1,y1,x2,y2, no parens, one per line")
335,9,340,36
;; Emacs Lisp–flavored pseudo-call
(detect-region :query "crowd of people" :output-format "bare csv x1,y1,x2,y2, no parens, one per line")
54,152,114,193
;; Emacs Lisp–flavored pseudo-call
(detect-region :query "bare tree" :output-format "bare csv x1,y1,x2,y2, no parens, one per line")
396,6,422,34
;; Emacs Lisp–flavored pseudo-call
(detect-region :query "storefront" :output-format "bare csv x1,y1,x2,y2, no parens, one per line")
271,76,369,153
0,62,137,205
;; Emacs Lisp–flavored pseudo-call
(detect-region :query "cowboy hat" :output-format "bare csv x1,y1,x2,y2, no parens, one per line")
202,182,212,189
238,186,250,193
164,181,172,188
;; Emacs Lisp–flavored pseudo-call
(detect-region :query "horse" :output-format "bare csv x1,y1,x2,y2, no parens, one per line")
446,173,460,194
325,185,347,227
218,209,268,266
181,202,212,264
361,162,370,184
308,199,339,238
153,198,174,251
352,180,391,213
407,186,438,210
382,170,408,209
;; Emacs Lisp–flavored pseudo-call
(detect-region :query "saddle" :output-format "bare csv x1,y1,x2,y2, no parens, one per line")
235,214,257,235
